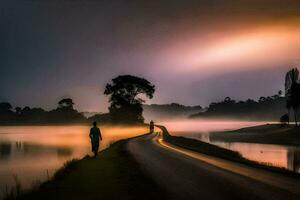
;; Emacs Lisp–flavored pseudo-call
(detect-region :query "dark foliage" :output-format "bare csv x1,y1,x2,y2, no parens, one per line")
58,98,74,110
104,75,155,124
190,93,286,121
0,99,87,125
280,113,289,125
0,102,13,113
87,113,112,124
143,103,203,121
0,102,15,123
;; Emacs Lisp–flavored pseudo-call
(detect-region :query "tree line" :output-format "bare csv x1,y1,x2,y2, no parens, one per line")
0,98,86,125
190,91,285,121
1,69,299,125
0,75,155,125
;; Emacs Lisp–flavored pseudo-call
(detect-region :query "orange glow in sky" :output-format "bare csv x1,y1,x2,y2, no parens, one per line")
195,27,300,69
161,22,300,75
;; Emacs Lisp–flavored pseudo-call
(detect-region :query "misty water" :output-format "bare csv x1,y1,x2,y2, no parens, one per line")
162,120,300,173
0,125,147,198
1,121,300,198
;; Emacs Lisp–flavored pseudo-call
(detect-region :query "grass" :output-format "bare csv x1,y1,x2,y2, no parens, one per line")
157,125,300,178
10,137,166,200
3,175,22,200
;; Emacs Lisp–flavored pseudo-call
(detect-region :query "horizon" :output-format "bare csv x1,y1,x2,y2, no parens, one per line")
1,0,300,112
1,92,284,113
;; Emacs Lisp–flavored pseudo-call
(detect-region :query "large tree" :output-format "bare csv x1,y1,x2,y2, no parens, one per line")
58,98,75,110
104,75,155,124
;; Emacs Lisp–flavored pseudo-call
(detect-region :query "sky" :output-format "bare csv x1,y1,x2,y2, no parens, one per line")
1,0,300,112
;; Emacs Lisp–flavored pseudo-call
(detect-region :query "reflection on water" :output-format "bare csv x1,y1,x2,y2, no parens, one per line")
212,142,300,173
0,125,147,198
0,143,12,159
0,142,73,160
288,148,300,173
163,120,300,173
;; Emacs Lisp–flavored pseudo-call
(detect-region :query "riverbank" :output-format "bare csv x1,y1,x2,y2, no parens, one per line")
157,125,300,177
7,125,300,200
210,124,300,146
9,136,165,200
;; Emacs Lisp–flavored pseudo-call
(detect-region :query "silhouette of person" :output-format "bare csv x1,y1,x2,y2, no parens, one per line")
89,121,102,157
149,120,154,133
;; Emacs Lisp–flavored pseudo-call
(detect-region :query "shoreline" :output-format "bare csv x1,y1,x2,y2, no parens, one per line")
210,123,300,146
0,123,149,127
6,134,166,200
9,124,300,199
157,125,300,178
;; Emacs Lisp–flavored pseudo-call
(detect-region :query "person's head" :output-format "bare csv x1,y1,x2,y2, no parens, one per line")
93,121,97,127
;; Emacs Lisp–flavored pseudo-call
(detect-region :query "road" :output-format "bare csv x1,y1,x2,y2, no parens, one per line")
127,133,300,200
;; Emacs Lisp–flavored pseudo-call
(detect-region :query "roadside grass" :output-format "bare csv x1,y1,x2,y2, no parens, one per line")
9,138,166,200
157,125,300,178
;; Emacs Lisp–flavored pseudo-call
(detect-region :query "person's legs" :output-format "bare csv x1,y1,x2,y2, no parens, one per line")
93,141,99,157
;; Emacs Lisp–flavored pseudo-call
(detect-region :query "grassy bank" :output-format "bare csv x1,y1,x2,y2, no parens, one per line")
210,124,300,146
11,136,165,200
157,125,300,178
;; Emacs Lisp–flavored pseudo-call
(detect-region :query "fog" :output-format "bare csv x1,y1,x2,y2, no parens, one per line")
0,125,148,198
160,119,267,134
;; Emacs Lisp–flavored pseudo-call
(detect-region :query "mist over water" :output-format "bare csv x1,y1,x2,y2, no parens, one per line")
160,119,300,173
1,120,299,198
0,125,147,198
161,119,266,136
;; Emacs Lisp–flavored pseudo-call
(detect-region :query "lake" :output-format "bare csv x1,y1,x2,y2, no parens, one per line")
1,121,299,198
161,120,300,173
0,125,147,198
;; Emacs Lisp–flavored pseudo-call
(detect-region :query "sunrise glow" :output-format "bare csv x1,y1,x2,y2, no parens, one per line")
170,24,300,73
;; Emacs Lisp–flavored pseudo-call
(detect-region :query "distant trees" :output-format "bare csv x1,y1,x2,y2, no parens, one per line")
143,103,202,121
285,68,300,127
0,102,15,123
190,93,286,121
15,107,22,115
58,98,74,110
104,75,155,124
49,98,86,123
0,102,13,114
0,98,86,125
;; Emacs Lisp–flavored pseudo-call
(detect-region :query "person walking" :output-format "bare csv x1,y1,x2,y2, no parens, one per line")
149,120,154,133
89,121,102,157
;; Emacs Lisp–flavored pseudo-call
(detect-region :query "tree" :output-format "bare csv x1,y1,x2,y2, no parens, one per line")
15,107,22,115
0,102,12,114
104,75,155,124
58,98,74,110
259,97,266,103
224,97,233,103
280,113,289,125
0,102,15,124
285,68,300,126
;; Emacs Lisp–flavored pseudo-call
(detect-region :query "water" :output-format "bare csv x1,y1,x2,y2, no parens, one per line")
0,125,147,198
1,121,299,198
161,120,300,173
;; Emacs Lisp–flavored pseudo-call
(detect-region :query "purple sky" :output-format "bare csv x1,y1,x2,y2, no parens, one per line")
1,0,300,111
